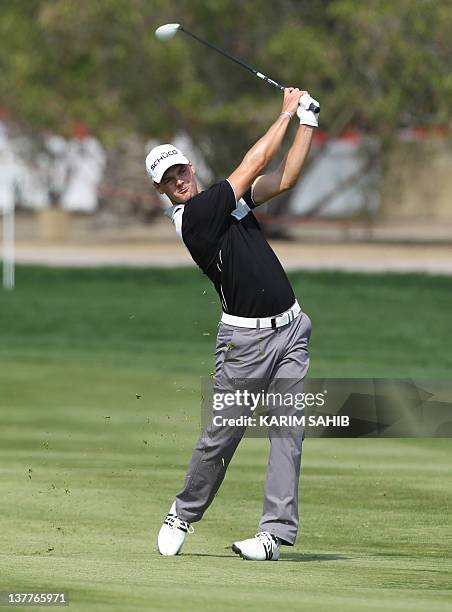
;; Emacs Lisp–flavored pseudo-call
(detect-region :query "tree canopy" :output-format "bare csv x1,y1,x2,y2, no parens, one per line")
1,0,451,175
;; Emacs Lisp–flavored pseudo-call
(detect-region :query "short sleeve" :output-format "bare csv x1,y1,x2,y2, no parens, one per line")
212,179,237,214
240,187,257,210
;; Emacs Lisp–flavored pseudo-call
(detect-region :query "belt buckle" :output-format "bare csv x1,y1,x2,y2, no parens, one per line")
270,306,294,330
279,311,290,327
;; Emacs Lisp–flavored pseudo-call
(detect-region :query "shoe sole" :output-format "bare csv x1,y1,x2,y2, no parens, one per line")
158,550,181,556
231,543,280,561
231,543,247,560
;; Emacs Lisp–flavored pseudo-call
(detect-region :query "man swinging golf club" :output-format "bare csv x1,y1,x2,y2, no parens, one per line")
146,87,319,560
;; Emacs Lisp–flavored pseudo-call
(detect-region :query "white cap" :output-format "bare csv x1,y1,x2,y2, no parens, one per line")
145,144,190,183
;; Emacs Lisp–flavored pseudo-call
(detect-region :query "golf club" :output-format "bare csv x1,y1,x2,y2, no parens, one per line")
155,23,320,114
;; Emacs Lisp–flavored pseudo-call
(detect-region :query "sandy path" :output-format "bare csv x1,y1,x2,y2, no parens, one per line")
2,214,452,274
6,238,452,275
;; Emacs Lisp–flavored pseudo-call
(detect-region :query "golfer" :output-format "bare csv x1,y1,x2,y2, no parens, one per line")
146,87,319,560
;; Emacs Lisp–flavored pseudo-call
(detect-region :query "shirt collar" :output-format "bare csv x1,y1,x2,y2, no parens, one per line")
164,204,184,220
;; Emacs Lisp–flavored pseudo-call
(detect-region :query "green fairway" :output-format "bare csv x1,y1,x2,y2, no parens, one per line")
1,266,451,611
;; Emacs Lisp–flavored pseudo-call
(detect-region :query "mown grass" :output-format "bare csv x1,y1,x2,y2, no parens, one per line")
0,266,451,611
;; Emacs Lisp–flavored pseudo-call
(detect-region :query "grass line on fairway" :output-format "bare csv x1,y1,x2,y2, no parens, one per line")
1,265,452,377
1,266,451,611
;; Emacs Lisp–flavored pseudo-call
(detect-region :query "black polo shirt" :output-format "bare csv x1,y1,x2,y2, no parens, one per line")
165,179,295,318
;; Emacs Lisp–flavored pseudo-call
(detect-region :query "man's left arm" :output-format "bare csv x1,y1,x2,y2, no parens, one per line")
251,93,320,206
251,125,314,206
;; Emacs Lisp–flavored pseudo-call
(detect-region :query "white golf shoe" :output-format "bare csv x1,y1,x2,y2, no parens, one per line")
157,501,193,556
232,531,281,561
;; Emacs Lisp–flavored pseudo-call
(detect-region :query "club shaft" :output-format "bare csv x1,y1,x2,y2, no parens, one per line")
179,26,284,91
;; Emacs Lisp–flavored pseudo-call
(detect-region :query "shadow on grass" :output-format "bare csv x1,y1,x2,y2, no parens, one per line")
182,551,349,562
280,552,349,563
183,553,239,559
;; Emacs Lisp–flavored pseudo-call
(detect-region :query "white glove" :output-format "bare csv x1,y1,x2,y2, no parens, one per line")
297,92,320,127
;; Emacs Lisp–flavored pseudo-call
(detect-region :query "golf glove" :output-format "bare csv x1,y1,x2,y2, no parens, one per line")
297,93,320,127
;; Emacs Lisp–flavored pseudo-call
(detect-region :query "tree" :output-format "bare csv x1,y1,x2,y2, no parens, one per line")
1,0,451,179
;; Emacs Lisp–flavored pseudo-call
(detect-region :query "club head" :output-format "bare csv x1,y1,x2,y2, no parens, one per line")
155,23,181,42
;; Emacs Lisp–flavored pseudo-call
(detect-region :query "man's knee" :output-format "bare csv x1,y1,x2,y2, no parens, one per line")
197,424,245,456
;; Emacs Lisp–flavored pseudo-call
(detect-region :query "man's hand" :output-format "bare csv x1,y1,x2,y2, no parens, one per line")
281,88,305,117
297,92,320,127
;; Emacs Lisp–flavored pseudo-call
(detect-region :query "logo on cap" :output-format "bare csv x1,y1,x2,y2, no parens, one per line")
150,149,178,171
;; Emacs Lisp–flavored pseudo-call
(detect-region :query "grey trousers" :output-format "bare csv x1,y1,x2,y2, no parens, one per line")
175,310,312,545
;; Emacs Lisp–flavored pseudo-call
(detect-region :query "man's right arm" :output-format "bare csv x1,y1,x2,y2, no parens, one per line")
227,88,302,202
